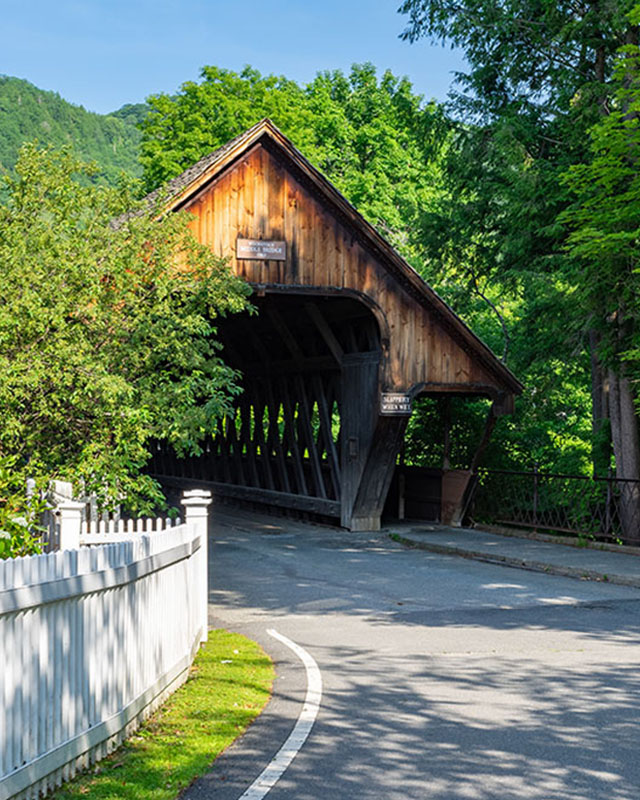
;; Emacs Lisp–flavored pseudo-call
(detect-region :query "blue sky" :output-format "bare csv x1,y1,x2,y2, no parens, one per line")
2,0,465,114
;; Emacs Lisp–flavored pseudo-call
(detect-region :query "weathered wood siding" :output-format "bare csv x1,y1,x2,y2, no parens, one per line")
184,143,499,396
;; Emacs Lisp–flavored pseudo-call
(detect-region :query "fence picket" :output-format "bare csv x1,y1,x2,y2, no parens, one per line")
0,491,210,800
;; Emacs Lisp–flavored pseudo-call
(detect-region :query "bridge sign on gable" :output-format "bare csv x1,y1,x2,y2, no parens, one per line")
236,238,286,260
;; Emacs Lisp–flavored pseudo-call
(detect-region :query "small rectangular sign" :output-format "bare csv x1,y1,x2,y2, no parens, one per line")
380,393,412,415
236,238,286,261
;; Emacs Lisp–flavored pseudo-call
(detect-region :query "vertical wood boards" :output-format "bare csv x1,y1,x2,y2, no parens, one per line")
183,142,504,397
340,352,381,528
350,414,410,531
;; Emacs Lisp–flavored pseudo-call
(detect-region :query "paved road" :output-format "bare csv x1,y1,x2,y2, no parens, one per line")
189,508,640,800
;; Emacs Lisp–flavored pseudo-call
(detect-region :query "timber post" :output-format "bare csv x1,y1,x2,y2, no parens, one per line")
340,352,380,528
349,414,410,531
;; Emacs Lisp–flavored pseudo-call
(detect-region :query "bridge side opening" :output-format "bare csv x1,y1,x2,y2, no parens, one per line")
384,392,498,526
150,292,384,526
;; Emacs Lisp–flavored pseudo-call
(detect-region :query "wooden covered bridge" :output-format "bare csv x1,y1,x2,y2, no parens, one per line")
149,119,522,531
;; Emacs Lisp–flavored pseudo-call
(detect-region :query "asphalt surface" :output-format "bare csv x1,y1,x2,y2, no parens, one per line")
184,508,640,800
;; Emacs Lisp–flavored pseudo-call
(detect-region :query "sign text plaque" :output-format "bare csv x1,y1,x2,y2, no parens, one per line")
380,393,412,416
236,238,286,261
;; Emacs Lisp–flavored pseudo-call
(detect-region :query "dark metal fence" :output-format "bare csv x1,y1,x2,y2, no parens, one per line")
472,468,640,545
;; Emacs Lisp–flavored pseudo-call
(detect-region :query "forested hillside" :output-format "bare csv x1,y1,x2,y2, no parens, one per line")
0,76,144,184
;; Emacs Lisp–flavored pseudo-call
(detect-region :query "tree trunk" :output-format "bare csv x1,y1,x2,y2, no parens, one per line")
608,367,640,544
604,22,640,543
589,330,611,475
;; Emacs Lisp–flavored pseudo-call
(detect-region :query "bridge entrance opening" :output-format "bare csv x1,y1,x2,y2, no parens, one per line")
152,292,400,530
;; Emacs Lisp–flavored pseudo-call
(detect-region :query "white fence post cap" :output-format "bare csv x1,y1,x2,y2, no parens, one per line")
181,490,212,508
57,500,86,513
58,500,85,550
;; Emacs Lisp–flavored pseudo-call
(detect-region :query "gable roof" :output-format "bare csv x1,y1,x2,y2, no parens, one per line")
147,118,522,396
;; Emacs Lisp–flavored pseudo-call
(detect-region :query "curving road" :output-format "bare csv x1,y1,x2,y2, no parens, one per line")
185,507,640,800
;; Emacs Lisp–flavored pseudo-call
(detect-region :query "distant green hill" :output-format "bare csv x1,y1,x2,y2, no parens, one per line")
0,76,146,186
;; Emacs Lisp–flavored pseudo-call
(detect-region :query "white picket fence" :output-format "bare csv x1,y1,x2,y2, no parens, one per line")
0,490,211,800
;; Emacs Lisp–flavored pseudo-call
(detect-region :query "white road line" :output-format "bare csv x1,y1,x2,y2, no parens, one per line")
237,629,323,800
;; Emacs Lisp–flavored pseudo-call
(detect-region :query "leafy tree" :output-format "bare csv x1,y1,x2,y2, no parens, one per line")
140,63,447,264
0,144,250,536
399,0,634,118
561,24,640,537
398,0,640,490
562,25,640,380
140,66,312,192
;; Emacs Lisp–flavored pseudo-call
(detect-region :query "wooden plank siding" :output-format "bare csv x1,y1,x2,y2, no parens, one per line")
184,142,507,400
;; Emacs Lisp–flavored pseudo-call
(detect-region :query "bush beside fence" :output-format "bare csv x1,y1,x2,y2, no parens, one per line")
0,490,211,800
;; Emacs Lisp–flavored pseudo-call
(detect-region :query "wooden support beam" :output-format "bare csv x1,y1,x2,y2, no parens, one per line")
294,375,328,499
239,397,260,487
470,403,498,473
304,302,344,364
312,373,341,500
251,394,276,491
280,377,309,495
264,379,292,494
266,306,305,367
152,476,341,518
210,482,341,517
217,417,232,483
226,411,247,486
340,352,380,528
349,414,409,531
453,400,500,525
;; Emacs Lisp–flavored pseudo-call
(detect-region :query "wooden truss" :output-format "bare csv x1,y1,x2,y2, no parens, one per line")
149,294,407,529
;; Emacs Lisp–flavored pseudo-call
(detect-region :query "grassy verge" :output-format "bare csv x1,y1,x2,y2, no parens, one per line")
52,629,274,800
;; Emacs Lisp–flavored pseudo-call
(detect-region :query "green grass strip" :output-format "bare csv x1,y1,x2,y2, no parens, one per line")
52,629,274,800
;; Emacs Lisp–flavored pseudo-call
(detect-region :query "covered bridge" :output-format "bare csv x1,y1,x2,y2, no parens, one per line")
149,119,522,531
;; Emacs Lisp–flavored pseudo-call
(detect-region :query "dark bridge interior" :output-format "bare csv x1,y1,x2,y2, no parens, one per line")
150,293,384,523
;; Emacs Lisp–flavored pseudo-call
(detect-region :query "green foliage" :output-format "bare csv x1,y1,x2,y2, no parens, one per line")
140,63,447,262
0,464,46,558
561,40,640,374
398,0,640,475
404,396,492,468
109,102,151,127
0,75,144,187
140,65,311,191
399,0,634,119
0,144,250,517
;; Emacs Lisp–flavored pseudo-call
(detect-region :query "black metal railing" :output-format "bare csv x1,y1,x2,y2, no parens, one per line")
473,468,640,545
